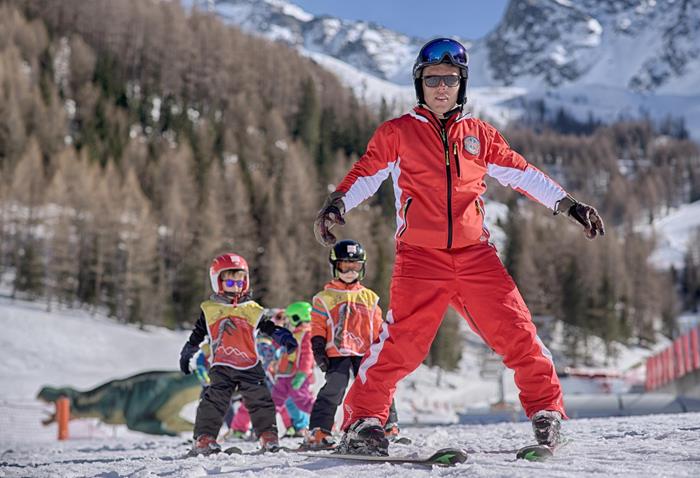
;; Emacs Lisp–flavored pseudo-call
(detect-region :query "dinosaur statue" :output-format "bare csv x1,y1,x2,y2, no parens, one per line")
37,370,201,436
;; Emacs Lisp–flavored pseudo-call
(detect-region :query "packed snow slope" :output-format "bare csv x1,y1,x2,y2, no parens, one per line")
2,291,698,476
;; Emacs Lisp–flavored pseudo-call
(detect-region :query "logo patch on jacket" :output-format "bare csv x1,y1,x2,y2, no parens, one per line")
464,136,480,156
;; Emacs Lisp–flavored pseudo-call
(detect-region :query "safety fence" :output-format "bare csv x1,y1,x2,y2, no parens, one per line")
645,326,700,391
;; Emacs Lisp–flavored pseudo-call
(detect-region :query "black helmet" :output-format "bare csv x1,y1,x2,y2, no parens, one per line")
329,239,366,281
413,38,469,107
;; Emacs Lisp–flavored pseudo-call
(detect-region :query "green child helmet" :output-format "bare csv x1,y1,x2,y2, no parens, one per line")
285,301,312,327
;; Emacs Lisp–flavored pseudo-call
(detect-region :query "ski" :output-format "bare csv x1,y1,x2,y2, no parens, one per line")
223,445,297,455
298,447,468,467
516,444,554,461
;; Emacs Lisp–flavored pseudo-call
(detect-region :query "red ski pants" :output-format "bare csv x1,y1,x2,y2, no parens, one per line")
342,241,566,429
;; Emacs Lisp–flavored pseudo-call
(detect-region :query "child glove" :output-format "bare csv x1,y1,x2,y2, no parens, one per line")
291,372,307,390
272,327,298,353
311,336,329,372
179,342,199,374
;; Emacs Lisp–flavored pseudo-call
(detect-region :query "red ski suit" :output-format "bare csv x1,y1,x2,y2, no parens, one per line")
337,106,568,429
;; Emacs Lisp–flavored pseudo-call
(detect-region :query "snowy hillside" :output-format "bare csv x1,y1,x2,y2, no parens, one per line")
1,289,697,475
0,256,688,475
0,291,511,442
183,0,700,138
639,199,700,270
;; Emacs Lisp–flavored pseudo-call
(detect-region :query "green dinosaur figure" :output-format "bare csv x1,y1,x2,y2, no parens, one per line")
37,370,201,436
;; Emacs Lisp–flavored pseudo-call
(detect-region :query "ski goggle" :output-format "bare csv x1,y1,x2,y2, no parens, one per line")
336,261,364,273
417,39,468,69
423,75,461,88
223,279,246,288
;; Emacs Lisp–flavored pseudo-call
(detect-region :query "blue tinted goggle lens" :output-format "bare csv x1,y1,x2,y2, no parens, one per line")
224,279,245,287
420,41,467,66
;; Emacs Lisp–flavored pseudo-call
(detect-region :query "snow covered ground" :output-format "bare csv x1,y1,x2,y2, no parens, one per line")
639,199,700,270
2,413,699,477
1,292,697,477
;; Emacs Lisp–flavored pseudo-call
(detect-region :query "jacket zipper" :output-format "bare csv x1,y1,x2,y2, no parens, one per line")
398,197,413,237
419,111,454,250
441,127,453,249
453,142,461,177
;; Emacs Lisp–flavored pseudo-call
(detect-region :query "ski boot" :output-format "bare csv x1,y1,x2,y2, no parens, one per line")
384,422,411,444
188,434,222,457
532,410,562,447
259,430,280,452
337,418,389,456
302,427,335,450
384,422,400,438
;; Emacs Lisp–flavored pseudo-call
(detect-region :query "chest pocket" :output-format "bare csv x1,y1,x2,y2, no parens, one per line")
454,136,486,182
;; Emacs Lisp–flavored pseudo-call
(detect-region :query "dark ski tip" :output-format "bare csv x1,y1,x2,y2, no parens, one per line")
516,444,554,461
223,446,243,455
427,448,469,466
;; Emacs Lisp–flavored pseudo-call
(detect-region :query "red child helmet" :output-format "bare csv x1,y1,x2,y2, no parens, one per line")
209,253,249,295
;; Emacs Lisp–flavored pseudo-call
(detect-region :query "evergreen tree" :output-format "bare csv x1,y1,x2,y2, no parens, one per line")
295,77,321,157
9,139,45,297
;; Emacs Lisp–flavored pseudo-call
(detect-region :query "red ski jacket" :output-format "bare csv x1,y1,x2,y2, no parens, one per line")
336,106,567,249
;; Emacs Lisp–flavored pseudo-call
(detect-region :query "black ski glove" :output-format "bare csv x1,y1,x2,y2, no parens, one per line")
313,191,346,247
272,327,298,353
179,342,199,375
311,335,329,372
555,195,605,240
258,319,298,353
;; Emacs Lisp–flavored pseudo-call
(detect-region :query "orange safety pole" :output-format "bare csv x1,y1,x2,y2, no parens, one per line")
56,397,70,440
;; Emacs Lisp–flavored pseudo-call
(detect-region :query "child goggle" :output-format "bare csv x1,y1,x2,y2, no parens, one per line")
223,279,246,288
423,75,461,88
336,261,364,273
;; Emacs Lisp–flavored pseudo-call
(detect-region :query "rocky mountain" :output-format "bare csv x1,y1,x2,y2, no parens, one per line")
470,0,700,95
183,0,700,136
184,0,445,84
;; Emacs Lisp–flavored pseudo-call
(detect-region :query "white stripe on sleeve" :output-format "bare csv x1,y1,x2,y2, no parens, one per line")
343,161,396,212
487,163,567,210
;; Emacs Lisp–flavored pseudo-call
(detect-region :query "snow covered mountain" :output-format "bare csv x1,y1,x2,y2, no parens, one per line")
185,0,438,84
184,0,700,137
469,0,700,95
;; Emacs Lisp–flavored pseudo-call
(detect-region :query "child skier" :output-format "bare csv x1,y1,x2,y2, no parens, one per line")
179,253,297,456
269,301,315,437
303,240,399,450
226,323,306,439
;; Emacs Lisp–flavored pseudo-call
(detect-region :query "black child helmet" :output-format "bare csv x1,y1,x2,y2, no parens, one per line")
413,38,469,107
329,239,366,281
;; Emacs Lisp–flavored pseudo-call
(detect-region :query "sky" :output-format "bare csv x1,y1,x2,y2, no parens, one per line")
291,0,509,41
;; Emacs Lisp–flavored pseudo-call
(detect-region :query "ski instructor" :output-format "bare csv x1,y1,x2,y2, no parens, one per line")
312,38,605,456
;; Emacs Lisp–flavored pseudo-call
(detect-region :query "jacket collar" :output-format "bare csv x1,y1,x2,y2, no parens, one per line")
324,279,364,291
412,105,463,131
